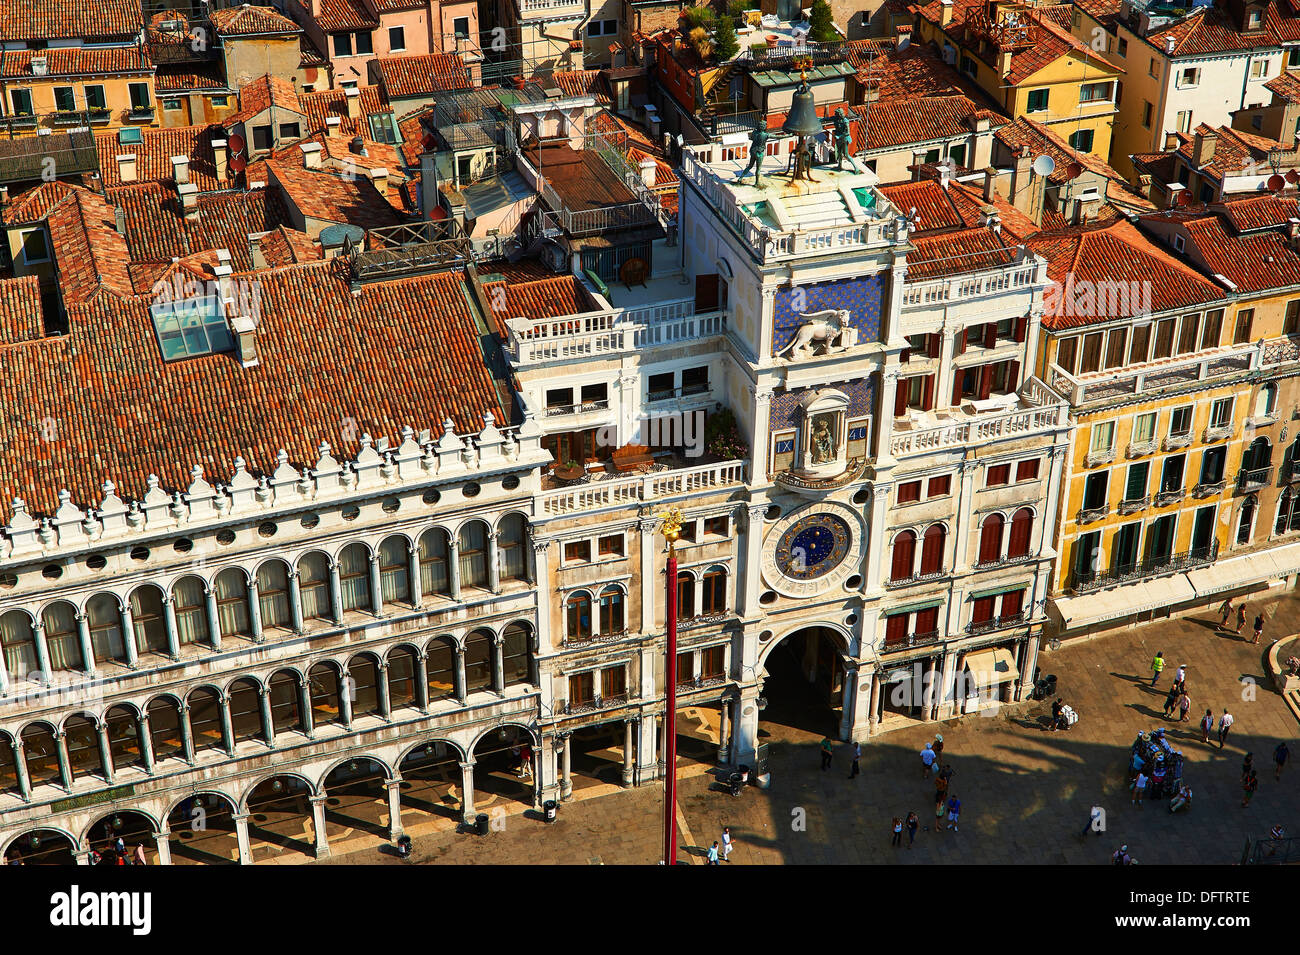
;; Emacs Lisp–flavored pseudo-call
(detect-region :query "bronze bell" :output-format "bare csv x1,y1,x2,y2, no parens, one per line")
782,80,822,139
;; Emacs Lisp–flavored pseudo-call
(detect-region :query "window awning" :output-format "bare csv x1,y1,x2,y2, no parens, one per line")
1262,541,1300,579
1185,554,1274,599
963,647,1019,686
1051,574,1197,630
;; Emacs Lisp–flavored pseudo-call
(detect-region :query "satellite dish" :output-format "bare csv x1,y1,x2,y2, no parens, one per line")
228,132,246,155
1065,161,1083,180
230,154,247,174
1287,169,1299,184
1269,173,1286,193
1032,154,1056,178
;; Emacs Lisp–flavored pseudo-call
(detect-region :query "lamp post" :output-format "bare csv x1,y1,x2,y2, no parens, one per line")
661,506,683,866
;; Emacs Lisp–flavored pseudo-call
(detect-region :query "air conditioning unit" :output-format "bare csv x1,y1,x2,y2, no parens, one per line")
159,19,185,31
30,56,47,76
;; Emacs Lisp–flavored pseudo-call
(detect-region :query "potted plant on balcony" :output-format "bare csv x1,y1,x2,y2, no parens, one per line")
705,409,748,461
553,459,585,482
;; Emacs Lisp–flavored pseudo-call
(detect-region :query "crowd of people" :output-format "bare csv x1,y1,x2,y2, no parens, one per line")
87,837,148,866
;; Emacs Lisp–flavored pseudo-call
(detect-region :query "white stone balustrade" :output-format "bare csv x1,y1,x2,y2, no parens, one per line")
538,460,747,517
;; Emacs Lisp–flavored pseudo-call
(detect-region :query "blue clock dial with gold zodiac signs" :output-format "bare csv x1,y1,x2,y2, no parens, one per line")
774,513,851,580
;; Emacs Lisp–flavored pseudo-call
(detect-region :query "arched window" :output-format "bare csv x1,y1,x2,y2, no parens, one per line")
566,591,592,640
348,654,381,716
308,663,342,727
0,611,38,681
419,528,451,597
298,553,332,622
21,723,60,788
256,560,292,630
129,586,167,655
1243,436,1272,472
1007,508,1034,559
63,714,103,781
498,514,528,582
426,637,456,700
227,678,264,743
502,623,532,687
172,577,209,647
890,530,916,582
463,631,493,693
0,733,17,795
1238,495,1257,545
458,522,489,590
41,602,83,673
104,704,144,772
1256,383,1278,419
702,566,727,614
147,697,183,761
1277,487,1300,535
920,525,946,575
187,687,226,754
677,571,696,620
388,646,417,710
978,513,1005,565
86,594,126,665
379,536,410,605
338,543,371,613
598,585,625,635
269,670,302,734
214,568,251,640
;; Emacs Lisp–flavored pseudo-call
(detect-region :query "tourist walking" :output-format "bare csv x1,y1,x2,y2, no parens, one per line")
1162,685,1180,718
932,734,944,763
721,827,733,862
1051,698,1063,731
1201,709,1214,744
848,741,861,780
133,843,146,866
1237,604,1248,634
891,817,903,847
1219,708,1235,749
820,736,833,771
1131,770,1149,808
946,795,961,832
920,742,936,779
1220,598,1234,629
707,842,720,865
1112,845,1133,865
1150,651,1165,686
1242,752,1254,783
1178,692,1191,722
1253,614,1264,645
906,811,919,848
1274,741,1289,780
1243,769,1259,807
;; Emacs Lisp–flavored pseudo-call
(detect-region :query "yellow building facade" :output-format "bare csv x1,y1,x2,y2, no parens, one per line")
0,49,159,137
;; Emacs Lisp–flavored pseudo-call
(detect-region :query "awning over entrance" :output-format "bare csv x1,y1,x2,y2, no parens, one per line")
1052,573,1197,629
963,647,1019,686
1262,541,1300,579
1185,551,1277,598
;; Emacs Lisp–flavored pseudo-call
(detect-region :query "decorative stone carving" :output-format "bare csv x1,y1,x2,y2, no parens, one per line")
776,309,858,360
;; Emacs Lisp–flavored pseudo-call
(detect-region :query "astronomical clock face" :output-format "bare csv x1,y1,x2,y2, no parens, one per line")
761,501,866,598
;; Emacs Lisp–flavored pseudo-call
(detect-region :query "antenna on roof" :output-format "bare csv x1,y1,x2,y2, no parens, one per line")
1031,154,1056,179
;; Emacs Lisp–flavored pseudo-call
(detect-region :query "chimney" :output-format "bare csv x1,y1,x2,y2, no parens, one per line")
638,155,657,187
213,262,234,304
1010,146,1045,226
998,49,1013,76
171,154,190,185
114,205,126,235
249,232,267,269
368,166,389,197
344,86,361,119
983,165,998,202
940,0,955,26
326,116,342,137
300,141,323,170
1165,35,1176,55
230,314,258,367
212,138,228,183
939,159,953,188
969,113,993,170
116,153,137,183
1163,132,1179,151
1191,129,1217,168
896,25,912,50
178,182,199,219
1167,182,1185,209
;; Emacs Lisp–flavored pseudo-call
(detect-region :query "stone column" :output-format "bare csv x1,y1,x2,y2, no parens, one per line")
864,487,889,593
937,650,958,720
138,713,155,774
638,713,660,782
638,519,658,634
310,795,330,858
935,327,957,410
492,638,505,694
75,612,95,677
54,731,72,787
739,505,766,617
539,734,560,804
247,578,263,643
487,530,501,593
0,648,8,695
385,779,404,840
623,719,636,786
258,685,275,745
376,661,391,719
153,830,172,866
731,687,761,771
448,540,462,602
414,651,429,711
532,538,552,650
454,647,467,703
1019,633,1041,703
867,671,882,733
328,559,344,624
559,733,573,799
13,740,31,799
161,596,182,658
203,588,222,650
233,813,252,865
119,604,138,667
924,656,938,721
408,543,423,609
31,619,51,680
218,691,236,755
298,677,315,737
838,666,857,740
717,702,730,764
179,702,195,763
459,760,476,823
369,551,384,616
287,570,305,634
339,670,354,728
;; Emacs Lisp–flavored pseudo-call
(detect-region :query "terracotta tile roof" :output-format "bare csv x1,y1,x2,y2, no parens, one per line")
209,4,300,36
372,53,473,100
996,116,1155,211
552,70,613,104
941,178,1043,241
0,0,143,42
257,224,324,266
0,261,518,517
524,144,635,212
2,181,78,224
155,64,232,93
906,228,1020,279
1030,219,1224,328
1147,5,1278,56
1130,149,1180,184
371,0,423,10
298,85,389,137
1264,71,1300,103
480,274,597,338
266,159,405,231
225,74,303,127
300,33,329,68
854,94,1001,152
316,0,379,32
43,187,134,303
0,46,151,78
1173,206,1300,292
848,40,984,100
879,179,973,232
396,104,437,168
95,125,226,192
0,275,44,347
1175,123,1288,182
1218,193,1300,232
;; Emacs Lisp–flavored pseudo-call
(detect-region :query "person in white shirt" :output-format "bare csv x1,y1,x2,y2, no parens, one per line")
1131,771,1149,807
1219,709,1235,749
920,743,936,779
721,826,733,862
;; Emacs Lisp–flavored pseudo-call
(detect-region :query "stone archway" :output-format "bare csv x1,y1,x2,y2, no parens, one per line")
4,827,76,865
756,624,853,742
84,809,159,865
396,740,465,831
471,724,538,814
320,756,393,847
244,774,316,862
167,792,239,865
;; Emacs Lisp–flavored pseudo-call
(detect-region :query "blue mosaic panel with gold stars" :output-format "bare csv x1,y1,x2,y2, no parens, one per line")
774,513,851,580
769,378,875,439
773,275,886,355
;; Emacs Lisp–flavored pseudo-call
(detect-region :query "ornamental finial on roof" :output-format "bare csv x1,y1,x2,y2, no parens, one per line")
443,416,455,435
319,441,331,456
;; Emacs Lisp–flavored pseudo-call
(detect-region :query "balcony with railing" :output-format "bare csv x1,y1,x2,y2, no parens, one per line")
1237,466,1273,493
888,378,1068,458
544,399,611,419
884,569,947,590
882,630,942,653
1126,439,1158,458
1117,495,1150,516
560,628,630,650
562,692,635,715
1085,446,1116,467
1048,339,1262,408
538,459,747,517
518,0,587,17
1077,504,1110,524
966,611,1027,635
1071,540,1219,595
1154,488,1186,507
1163,431,1193,452
900,253,1046,314
1192,480,1226,498
1204,422,1233,443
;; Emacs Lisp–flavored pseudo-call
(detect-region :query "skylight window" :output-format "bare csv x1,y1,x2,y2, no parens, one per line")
150,294,234,361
